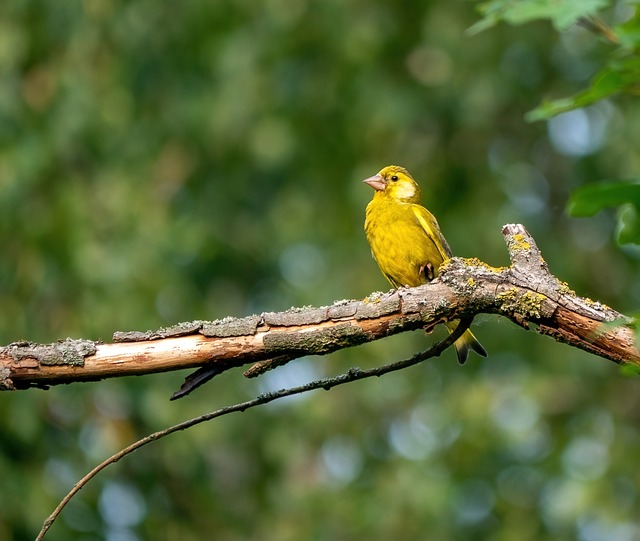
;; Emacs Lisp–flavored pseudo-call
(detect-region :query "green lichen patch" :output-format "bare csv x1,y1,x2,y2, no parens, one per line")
364,291,390,303
202,315,263,337
355,295,400,319
583,296,612,313
464,257,503,273
4,338,97,366
262,308,328,327
510,233,531,252
328,303,358,319
114,320,204,342
55,339,97,366
497,288,547,320
263,323,368,355
159,320,204,337
557,281,576,296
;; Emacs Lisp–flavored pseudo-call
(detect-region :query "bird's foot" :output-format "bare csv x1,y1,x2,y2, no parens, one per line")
419,262,435,282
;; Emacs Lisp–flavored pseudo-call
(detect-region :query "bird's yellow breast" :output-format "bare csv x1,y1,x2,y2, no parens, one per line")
364,194,447,288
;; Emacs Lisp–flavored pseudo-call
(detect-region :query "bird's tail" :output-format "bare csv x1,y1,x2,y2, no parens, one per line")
445,321,487,365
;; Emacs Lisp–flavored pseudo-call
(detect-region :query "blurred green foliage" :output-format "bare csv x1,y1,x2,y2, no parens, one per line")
2,1,640,540
474,0,640,244
568,181,640,244
470,0,610,32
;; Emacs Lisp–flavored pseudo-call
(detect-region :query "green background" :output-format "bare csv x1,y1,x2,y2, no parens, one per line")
2,1,640,540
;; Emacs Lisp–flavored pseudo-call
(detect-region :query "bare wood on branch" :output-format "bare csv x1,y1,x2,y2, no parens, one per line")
1,224,638,398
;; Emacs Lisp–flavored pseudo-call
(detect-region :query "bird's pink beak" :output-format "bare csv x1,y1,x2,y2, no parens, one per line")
363,174,386,191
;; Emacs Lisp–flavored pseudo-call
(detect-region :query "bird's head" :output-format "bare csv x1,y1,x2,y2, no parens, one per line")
363,165,421,203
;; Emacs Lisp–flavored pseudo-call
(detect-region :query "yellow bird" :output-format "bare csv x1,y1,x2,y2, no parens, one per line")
363,165,486,364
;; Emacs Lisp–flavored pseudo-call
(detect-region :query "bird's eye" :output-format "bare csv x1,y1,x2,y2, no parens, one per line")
391,175,398,181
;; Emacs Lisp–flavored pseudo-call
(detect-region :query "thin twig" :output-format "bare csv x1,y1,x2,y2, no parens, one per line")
35,318,471,541
577,15,620,46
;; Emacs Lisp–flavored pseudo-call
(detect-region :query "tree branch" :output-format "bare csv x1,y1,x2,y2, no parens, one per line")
35,319,472,541
1,224,638,397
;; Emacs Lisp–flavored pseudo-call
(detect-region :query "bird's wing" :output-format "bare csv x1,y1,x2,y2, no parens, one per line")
411,205,453,260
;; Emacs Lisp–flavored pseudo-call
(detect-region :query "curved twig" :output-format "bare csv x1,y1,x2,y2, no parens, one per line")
34,318,471,541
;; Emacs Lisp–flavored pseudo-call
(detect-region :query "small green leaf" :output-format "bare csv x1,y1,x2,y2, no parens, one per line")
525,97,580,122
613,6,640,51
567,181,640,217
469,0,611,34
466,13,499,35
620,363,640,377
568,182,640,245
616,204,640,245
526,56,640,121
